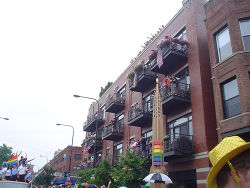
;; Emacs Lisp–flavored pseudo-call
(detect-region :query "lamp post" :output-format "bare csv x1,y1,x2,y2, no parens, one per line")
40,155,49,163
73,94,99,168
0,117,9,120
56,123,74,173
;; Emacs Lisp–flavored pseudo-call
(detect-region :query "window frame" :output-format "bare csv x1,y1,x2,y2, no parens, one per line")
221,77,241,119
239,18,250,51
214,26,232,62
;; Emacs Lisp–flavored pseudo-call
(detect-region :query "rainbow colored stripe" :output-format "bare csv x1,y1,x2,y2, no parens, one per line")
153,141,164,166
28,178,33,188
6,156,18,165
132,73,138,88
74,184,79,188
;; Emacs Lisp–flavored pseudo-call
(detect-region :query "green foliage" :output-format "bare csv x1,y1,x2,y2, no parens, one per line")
0,144,13,166
34,166,54,186
99,82,113,98
110,152,150,188
94,159,112,187
76,168,95,185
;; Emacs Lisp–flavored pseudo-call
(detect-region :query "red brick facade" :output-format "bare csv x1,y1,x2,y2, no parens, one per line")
48,146,82,175
81,0,250,187
204,0,250,141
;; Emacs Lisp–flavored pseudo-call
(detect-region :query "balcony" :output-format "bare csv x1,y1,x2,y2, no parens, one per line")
105,92,125,113
160,82,190,114
164,133,193,161
128,97,153,127
150,42,188,75
102,120,124,141
84,135,103,154
83,112,105,132
128,65,157,93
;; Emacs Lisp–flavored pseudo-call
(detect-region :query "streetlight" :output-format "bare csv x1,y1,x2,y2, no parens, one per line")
73,94,99,168
0,117,9,120
56,123,74,174
40,155,49,163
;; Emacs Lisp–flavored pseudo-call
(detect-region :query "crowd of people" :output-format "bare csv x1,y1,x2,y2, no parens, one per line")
0,152,34,183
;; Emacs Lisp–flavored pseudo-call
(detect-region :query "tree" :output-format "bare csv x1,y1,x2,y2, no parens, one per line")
111,152,150,188
99,82,113,97
0,144,13,166
34,166,54,186
76,168,95,185
94,159,112,187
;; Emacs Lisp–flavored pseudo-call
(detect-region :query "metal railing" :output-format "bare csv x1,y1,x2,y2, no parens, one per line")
105,91,126,107
128,96,154,122
83,111,104,130
160,82,190,101
150,41,188,67
164,133,193,154
102,119,124,138
128,65,156,88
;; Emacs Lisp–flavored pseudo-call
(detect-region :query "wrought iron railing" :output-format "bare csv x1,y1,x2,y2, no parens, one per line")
102,120,124,138
150,41,188,67
160,82,190,101
105,91,126,107
128,65,156,88
83,111,104,130
128,96,154,122
164,133,193,154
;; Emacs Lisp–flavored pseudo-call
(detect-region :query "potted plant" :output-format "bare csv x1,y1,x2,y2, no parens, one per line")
127,71,135,85
134,63,143,73
164,135,170,140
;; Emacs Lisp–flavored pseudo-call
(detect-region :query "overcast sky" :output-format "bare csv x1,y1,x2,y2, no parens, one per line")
0,0,183,172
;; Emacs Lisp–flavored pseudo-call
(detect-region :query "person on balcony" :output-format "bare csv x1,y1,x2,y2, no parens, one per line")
139,137,147,157
130,138,138,153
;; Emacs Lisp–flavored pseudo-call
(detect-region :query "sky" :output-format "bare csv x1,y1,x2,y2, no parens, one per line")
0,0,183,172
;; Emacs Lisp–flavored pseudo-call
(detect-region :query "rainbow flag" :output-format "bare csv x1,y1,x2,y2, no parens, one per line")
74,184,79,188
153,141,164,166
28,178,32,188
132,73,138,88
63,153,67,161
6,156,18,166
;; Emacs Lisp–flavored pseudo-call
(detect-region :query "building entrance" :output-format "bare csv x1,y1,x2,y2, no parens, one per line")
168,169,197,188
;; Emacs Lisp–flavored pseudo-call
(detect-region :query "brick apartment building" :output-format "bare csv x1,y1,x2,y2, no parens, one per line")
81,0,250,188
48,146,82,176
204,0,250,141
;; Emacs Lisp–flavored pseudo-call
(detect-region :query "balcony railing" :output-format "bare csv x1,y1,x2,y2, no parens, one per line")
83,134,103,153
128,97,154,127
128,65,157,93
160,82,190,114
105,92,126,113
164,133,193,161
102,120,124,141
150,41,188,75
83,112,105,132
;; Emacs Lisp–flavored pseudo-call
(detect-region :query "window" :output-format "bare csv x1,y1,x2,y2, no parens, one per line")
176,28,187,41
114,143,123,162
221,78,241,119
215,27,232,62
117,86,126,102
143,93,154,113
168,114,193,143
74,154,81,161
175,67,190,91
106,148,110,160
116,114,124,133
239,19,250,51
100,106,106,119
